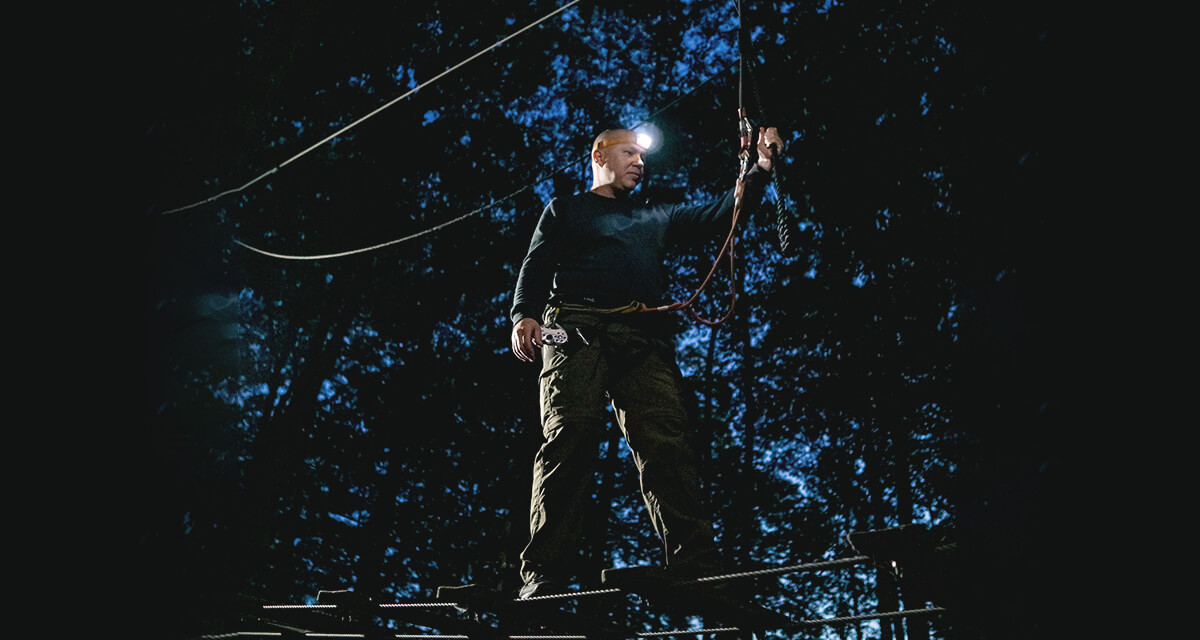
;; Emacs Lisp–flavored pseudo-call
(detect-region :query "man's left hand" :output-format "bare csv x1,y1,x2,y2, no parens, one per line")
757,127,784,172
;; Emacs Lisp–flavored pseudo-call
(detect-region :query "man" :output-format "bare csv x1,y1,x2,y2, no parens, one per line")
509,125,783,598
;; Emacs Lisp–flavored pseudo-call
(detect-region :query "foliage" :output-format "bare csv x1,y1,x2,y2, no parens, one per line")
143,1,1075,638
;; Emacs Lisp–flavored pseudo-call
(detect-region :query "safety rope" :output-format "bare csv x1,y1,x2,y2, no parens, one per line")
233,165,566,261
235,57,740,261
688,554,871,584
207,0,772,330
641,178,745,326
161,0,583,216
493,586,623,603
739,14,801,257
641,0,754,326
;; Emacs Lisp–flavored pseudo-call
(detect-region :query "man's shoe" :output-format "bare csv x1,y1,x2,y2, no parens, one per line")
517,576,566,599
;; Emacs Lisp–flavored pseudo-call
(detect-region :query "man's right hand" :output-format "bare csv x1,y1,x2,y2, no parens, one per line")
757,126,784,172
511,318,542,362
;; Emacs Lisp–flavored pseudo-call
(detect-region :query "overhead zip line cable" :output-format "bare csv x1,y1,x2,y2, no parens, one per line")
160,0,583,216
232,166,568,260
236,58,740,260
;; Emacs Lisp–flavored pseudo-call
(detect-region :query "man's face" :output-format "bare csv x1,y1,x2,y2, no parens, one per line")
598,142,646,192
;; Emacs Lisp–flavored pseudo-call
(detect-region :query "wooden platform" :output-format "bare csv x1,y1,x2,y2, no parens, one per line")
207,525,955,639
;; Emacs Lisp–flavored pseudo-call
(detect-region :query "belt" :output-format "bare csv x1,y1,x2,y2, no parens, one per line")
555,301,648,314
549,296,651,314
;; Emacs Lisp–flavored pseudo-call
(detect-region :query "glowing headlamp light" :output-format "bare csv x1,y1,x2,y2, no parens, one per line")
592,131,654,153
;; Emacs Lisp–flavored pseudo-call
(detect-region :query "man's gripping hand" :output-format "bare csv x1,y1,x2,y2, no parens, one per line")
511,317,542,362
757,127,785,172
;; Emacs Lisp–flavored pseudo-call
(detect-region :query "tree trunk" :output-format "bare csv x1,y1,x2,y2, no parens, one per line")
732,277,759,567
865,421,901,640
894,411,930,640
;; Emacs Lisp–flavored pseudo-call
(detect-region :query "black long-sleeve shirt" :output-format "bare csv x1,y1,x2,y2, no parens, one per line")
510,167,769,324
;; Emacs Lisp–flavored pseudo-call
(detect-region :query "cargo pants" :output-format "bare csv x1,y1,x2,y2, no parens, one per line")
519,307,719,585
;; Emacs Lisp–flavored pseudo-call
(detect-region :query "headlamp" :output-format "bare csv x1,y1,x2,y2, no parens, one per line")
592,131,653,153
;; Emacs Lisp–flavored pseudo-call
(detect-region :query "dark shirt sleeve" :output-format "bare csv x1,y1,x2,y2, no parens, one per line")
665,165,771,237
510,200,559,324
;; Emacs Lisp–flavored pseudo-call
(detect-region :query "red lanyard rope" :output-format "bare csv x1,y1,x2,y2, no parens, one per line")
641,0,753,327
642,177,747,326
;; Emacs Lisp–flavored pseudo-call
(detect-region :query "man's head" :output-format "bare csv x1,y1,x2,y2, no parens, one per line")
590,129,649,197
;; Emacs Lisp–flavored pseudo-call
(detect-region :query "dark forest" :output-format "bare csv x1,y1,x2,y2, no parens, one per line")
139,1,1102,638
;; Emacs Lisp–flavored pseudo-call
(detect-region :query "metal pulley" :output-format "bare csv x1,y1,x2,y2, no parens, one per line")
738,107,754,180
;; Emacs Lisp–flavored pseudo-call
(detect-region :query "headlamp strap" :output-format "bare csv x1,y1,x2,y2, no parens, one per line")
593,133,640,153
